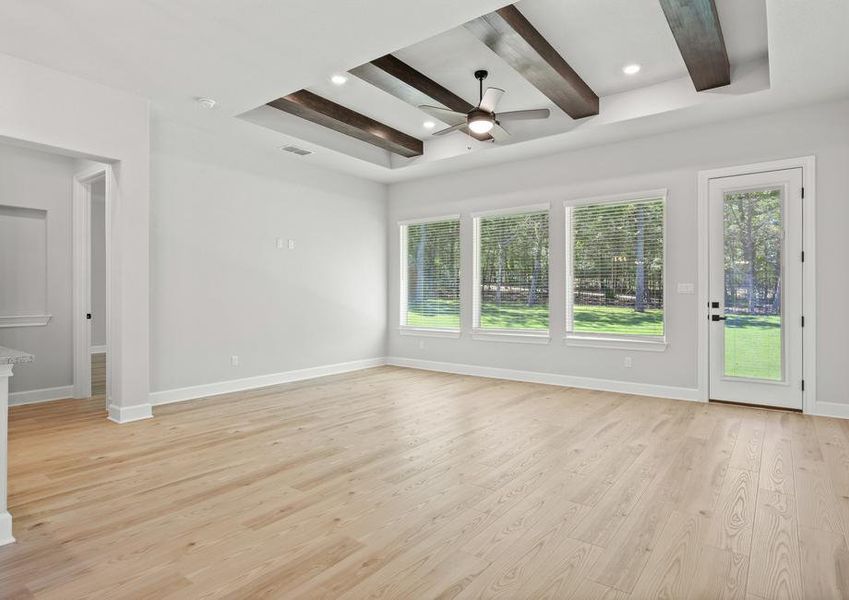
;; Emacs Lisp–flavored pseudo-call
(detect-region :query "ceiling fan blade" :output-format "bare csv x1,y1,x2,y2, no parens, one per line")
418,105,466,125
432,122,467,136
478,87,504,113
489,122,510,142
496,108,551,122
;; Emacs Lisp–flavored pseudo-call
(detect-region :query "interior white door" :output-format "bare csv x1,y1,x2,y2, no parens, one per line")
708,168,803,409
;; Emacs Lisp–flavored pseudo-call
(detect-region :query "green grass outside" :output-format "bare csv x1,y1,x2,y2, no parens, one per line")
406,301,780,381
724,314,781,380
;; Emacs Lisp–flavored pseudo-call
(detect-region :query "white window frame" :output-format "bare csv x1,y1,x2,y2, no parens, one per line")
563,189,668,351
398,214,462,338
471,203,551,344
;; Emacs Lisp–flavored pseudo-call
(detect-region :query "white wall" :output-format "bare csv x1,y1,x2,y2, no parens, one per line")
0,52,150,416
149,119,387,393
387,99,849,406
0,143,75,394
90,178,106,348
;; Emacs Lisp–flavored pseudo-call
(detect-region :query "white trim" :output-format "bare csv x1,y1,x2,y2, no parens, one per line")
398,327,460,339
0,314,52,328
811,402,849,420
9,385,73,406
563,335,667,352
90,345,107,354
107,403,153,424
385,357,702,402
72,168,99,400
0,511,13,546
397,213,461,226
697,156,816,413
149,357,386,406
471,329,550,344
470,203,550,218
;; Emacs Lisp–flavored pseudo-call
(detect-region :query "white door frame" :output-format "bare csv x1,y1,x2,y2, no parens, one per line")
72,164,112,406
697,156,816,414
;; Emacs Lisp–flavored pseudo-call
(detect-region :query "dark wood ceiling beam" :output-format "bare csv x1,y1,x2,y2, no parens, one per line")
267,90,423,158
350,54,491,141
659,0,730,91
465,5,599,119
352,54,475,114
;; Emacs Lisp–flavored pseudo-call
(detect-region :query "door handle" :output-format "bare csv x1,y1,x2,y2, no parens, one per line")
711,315,727,321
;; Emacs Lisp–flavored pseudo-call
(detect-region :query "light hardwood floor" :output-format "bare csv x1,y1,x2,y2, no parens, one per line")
2,366,848,598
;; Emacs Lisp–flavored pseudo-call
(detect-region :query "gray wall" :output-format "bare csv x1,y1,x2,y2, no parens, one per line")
90,178,106,347
149,120,388,393
0,143,75,393
387,99,849,406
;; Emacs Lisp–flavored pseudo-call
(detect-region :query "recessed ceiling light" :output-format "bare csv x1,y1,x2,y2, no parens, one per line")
331,74,348,85
196,97,217,109
423,121,435,129
622,64,641,75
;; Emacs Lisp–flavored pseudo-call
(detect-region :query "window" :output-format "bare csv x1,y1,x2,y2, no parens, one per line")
474,208,549,334
566,195,665,339
400,217,460,331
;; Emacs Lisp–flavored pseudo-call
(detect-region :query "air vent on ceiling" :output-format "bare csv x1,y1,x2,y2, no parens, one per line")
280,144,312,156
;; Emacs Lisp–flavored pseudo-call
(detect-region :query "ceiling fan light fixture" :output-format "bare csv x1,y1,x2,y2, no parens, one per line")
468,110,494,134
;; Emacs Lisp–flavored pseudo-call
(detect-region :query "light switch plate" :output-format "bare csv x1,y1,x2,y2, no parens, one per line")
677,283,695,294
288,239,296,250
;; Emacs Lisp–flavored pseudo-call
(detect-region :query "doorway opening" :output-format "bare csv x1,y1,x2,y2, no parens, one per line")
72,164,112,410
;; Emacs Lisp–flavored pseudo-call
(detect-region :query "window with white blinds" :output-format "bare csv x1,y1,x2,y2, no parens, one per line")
475,209,549,331
566,197,665,338
401,218,460,330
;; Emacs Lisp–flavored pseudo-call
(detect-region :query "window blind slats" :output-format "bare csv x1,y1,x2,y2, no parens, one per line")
477,211,549,330
568,199,664,337
403,219,460,329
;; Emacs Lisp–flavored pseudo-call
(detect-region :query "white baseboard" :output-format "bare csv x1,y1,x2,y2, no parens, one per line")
0,511,14,546
9,385,74,406
149,357,386,406
386,356,703,402
107,403,153,424
811,401,849,420
90,345,107,354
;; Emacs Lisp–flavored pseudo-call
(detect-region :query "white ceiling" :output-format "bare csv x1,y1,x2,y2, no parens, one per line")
0,0,846,183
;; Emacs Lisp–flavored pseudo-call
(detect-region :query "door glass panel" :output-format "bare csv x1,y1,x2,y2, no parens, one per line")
723,187,784,381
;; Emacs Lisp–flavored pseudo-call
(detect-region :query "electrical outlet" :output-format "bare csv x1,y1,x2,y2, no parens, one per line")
677,282,695,294
231,355,239,366
624,356,632,368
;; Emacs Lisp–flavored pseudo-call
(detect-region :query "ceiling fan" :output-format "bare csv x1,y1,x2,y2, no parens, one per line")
418,70,550,141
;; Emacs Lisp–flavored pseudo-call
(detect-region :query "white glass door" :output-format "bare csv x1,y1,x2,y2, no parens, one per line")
708,169,803,409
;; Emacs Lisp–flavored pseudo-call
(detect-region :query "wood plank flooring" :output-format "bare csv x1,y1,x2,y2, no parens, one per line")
2,366,848,598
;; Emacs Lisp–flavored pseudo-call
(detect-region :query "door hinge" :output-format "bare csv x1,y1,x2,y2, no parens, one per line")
802,379,806,391
801,187,805,199
801,316,805,327
801,250,805,262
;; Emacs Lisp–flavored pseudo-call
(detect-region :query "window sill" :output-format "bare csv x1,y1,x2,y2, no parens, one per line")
398,327,461,339
563,334,667,352
0,314,52,328
472,329,551,344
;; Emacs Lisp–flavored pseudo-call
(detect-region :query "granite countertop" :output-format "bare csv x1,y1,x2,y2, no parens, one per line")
0,346,34,365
